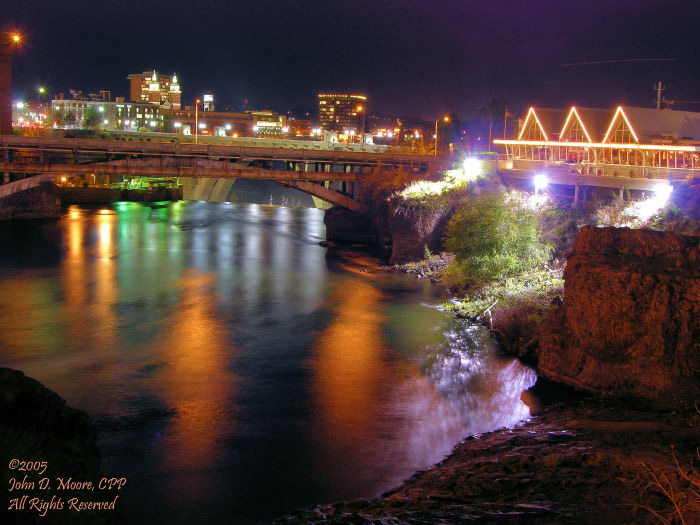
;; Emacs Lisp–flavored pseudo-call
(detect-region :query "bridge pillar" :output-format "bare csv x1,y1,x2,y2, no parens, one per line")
618,187,625,203
573,183,580,208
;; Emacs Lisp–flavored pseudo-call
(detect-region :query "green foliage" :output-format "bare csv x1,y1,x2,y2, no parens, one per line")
423,244,433,260
83,106,101,129
444,267,564,319
443,192,553,288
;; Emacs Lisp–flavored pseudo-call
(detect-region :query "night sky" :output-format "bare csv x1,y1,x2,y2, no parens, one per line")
5,0,700,120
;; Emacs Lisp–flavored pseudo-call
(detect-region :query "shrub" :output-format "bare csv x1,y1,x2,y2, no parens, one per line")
443,192,552,287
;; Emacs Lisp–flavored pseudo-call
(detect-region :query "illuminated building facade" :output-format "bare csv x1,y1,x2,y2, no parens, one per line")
318,93,366,133
494,106,700,177
162,108,289,137
128,70,181,109
51,93,165,131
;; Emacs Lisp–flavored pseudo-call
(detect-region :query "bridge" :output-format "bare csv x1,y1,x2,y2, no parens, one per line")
0,135,449,213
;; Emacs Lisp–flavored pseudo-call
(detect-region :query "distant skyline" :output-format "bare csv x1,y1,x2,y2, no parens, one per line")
5,0,700,120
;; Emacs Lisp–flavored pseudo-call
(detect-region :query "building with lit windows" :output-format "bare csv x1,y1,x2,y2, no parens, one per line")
127,70,181,109
164,107,254,136
318,93,366,133
51,92,165,131
494,106,700,178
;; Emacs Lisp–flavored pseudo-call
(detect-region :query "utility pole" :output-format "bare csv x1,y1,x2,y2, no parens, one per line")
653,81,665,110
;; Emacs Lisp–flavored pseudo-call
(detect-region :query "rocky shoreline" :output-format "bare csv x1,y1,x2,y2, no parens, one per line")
276,397,699,524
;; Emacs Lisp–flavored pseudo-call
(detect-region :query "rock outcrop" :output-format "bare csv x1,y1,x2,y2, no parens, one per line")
0,184,60,221
387,201,456,264
0,368,117,524
538,226,700,408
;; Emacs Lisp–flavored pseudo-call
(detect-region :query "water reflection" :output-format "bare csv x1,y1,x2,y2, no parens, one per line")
151,270,236,503
313,280,386,450
0,201,537,524
422,322,537,434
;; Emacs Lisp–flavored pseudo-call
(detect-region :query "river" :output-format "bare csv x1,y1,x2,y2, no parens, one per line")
0,201,537,523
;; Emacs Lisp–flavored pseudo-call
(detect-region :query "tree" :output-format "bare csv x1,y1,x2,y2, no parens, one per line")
83,106,101,130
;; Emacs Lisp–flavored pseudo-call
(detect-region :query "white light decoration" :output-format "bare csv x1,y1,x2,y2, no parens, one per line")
103,119,108,125
98,106,105,112
173,122,182,128
387,132,393,138
198,123,206,129
534,173,548,193
253,125,259,132
16,102,24,109
225,124,232,130
150,121,156,127
282,126,289,133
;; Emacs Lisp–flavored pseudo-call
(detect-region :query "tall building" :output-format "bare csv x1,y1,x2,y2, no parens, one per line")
127,70,181,109
318,93,366,133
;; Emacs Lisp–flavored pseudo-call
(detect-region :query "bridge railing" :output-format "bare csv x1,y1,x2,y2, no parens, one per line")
501,158,697,183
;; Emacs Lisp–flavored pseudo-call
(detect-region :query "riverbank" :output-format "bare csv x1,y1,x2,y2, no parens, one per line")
277,395,700,524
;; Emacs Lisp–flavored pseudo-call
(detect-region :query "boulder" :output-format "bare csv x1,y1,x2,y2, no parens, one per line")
538,226,700,408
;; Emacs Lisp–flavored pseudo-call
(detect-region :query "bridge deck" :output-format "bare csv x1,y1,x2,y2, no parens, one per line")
1,135,447,166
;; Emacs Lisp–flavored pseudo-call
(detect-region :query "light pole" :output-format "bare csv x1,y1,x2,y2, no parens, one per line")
434,115,449,156
357,105,366,150
194,98,200,144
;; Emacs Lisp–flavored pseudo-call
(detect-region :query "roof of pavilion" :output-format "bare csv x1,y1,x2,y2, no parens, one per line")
514,106,700,144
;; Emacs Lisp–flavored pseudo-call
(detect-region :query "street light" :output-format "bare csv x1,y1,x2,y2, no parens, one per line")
195,98,200,144
434,115,450,156
357,105,366,150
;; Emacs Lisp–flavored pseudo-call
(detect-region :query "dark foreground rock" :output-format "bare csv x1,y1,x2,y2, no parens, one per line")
538,226,700,409
0,368,122,524
276,400,700,524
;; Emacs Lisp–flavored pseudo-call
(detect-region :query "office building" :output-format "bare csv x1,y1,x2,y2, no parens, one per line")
318,93,366,133
128,70,181,109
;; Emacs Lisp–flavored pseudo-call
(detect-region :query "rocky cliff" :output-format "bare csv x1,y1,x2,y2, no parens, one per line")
538,226,700,409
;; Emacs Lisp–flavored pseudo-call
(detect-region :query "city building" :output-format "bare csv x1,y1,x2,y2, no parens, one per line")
494,105,700,173
127,70,181,109
368,114,432,146
249,110,288,137
164,107,254,136
318,93,366,133
286,118,313,137
51,91,165,131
